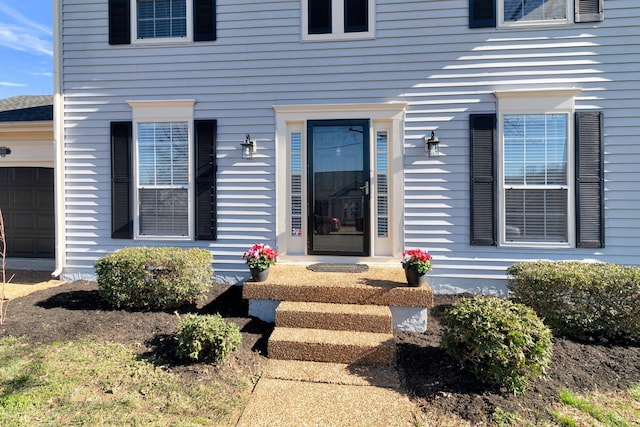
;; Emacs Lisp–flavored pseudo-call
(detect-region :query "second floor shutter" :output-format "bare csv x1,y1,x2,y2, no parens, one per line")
109,0,131,45
575,0,604,23
194,0,217,41
469,0,496,28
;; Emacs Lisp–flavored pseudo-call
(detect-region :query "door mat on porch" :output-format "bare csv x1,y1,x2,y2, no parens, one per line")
306,264,369,273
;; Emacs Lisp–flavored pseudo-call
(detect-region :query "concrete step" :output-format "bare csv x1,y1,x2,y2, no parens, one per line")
276,301,392,333
243,265,433,308
268,327,396,366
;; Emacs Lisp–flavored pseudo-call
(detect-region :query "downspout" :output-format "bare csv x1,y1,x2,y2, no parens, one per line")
52,0,65,277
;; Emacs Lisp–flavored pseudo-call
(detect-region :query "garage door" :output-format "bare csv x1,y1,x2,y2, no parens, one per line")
0,167,54,258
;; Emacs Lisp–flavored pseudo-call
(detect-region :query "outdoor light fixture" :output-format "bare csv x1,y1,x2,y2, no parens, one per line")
425,131,440,157
241,134,256,159
0,147,11,157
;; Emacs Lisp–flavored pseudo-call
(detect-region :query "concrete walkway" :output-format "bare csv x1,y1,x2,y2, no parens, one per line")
4,280,65,300
236,360,424,427
1,278,65,300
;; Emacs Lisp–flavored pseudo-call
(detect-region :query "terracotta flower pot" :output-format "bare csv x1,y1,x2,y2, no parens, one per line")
404,268,427,287
250,267,270,282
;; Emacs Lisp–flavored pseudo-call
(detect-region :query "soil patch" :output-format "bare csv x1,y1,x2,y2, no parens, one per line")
396,294,640,425
1,281,639,425
0,280,270,384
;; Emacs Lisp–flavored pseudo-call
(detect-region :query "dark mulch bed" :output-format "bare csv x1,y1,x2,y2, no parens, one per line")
1,280,639,424
396,294,640,424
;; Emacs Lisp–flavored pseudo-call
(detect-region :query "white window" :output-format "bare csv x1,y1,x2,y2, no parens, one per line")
302,0,374,41
499,0,569,27
503,114,568,243
128,100,195,239
495,89,579,247
137,122,190,236
133,0,192,42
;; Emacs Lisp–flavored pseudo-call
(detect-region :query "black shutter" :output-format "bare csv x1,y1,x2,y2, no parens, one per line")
575,0,604,23
194,120,217,240
470,114,497,246
194,0,217,41
109,0,131,45
576,111,604,248
469,0,496,28
111,122,133,239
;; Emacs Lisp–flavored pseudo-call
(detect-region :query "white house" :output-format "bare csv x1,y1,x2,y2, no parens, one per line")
53,0,638,293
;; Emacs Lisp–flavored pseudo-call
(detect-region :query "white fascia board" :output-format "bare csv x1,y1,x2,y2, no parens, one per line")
127,99,196,121
494,88,581,112
273,102,408,121
0,121,52,133
494,88,581,99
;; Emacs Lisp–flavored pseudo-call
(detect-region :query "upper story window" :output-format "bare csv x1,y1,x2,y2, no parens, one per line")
303,0,374,41
469,0,603,29
109,0,216,45
134,0,191,42
137,0,187,39
501,0,568,26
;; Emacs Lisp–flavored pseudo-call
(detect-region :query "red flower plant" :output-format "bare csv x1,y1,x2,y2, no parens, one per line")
401,249,433,274
242,243,278,271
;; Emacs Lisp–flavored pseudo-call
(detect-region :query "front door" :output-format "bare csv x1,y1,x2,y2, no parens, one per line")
307,120,370,256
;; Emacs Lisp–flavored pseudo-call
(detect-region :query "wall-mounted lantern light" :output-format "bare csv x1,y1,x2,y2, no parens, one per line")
241,134,256,159
425,131,440,158
0,147,11,157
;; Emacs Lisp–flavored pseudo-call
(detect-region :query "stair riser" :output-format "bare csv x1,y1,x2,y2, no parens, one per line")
276,311,392,333
269,341,396,366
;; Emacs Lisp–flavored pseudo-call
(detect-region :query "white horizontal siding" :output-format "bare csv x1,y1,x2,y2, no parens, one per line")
60,0,640,288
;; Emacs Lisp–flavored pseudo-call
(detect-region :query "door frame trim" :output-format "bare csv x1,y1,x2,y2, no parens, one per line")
274,102,407,261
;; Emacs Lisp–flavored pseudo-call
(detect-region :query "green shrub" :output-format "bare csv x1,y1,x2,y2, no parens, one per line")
95,247,213,310
176,314,241,362
441,296,553,394
508,261,640,341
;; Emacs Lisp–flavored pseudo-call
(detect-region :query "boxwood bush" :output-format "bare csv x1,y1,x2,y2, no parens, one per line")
176,313,242,362
508,261,640,342
95,247,213,310
441,296,553,394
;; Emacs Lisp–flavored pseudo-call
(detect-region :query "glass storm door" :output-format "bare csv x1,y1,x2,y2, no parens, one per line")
307,119,370,256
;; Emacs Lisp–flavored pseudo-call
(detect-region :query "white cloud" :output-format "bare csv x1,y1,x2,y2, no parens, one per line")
0,1,52,57
0,81,26,87
29,71,53,77
0,1,51,35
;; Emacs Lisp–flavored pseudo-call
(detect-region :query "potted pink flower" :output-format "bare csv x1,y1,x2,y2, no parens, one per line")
401,249,432,287
243,243,278,282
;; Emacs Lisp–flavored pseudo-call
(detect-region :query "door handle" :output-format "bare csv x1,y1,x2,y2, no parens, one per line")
360,181,369,196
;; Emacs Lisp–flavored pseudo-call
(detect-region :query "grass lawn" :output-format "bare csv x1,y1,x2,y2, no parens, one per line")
0,337,256,426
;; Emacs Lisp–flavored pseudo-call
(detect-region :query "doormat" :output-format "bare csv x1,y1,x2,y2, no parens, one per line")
306,263,369,273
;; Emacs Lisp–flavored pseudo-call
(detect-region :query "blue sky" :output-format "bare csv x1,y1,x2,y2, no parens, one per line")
0,0,53,99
